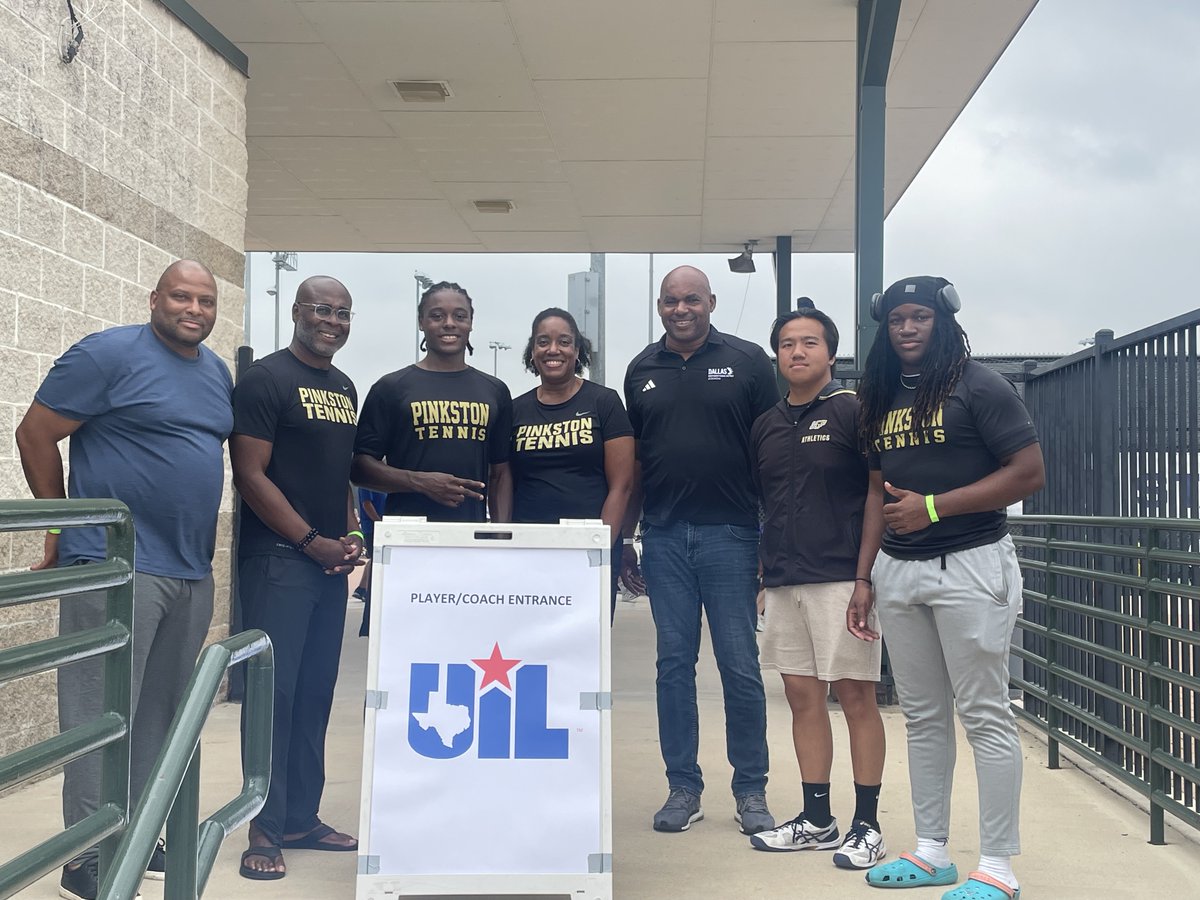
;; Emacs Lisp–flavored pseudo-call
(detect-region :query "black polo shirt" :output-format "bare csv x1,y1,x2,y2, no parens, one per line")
624,327,778,527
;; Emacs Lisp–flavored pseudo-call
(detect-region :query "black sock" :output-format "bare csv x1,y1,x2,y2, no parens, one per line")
802,782,832,827
853,782,881,830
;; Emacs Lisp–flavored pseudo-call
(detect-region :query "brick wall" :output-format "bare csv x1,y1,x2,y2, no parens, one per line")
0,0,247,762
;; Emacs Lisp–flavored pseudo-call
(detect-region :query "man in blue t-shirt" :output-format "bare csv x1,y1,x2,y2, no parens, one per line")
16,259,234,900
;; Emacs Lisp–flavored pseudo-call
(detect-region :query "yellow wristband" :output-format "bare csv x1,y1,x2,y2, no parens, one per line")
48,528,62,535
925,494,940,524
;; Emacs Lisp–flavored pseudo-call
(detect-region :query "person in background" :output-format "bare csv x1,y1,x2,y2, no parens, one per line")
353,487,385,635
509,308,634,618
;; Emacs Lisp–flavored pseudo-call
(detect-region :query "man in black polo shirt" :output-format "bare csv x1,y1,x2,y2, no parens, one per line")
621,265,778,835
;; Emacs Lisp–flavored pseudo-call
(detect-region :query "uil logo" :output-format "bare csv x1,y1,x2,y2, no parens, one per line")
408,643,568,760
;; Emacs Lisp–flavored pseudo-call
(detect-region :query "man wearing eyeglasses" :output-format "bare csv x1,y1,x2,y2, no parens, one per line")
230,275,364,881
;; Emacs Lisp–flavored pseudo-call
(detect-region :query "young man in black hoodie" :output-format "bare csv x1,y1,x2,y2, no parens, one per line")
748,305,887,870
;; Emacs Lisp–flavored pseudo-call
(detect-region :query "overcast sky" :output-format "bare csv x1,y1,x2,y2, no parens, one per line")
243,0,1200,398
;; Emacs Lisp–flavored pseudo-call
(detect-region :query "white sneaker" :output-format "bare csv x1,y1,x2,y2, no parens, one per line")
749,815,839,852
832,819,887,869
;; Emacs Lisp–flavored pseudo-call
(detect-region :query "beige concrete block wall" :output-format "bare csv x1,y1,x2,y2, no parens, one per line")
0,0,247,762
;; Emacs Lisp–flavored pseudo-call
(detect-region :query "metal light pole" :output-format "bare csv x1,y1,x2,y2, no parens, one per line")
488,341,511,376
270,251,298,350
414,272,434,362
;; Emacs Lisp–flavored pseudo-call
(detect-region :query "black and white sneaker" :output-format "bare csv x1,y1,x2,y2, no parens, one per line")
832,819,887,869
144,838,166,881
749,814,840,851
59,858,98,900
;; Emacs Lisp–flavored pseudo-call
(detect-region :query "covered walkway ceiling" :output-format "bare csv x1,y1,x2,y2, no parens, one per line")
194,0,1036,254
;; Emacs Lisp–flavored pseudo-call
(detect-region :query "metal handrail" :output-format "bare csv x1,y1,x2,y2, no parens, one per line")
0,500,274,900
1009,514,1200,844
0,499,134,899
101,629,273,900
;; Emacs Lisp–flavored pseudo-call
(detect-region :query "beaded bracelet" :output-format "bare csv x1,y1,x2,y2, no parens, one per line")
295,528,319,552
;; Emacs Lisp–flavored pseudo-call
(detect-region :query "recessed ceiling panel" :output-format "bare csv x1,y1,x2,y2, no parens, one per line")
564,161,704,217
507,0,713,80
704,136,854,199
713,0,855,43
708,41,857,138
701,198,832,246
535,79,708,162
582,216,703,252
383,111,564,183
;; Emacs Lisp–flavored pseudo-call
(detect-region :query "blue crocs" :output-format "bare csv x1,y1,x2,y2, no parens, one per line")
941,872,1020,900
866,852,960,889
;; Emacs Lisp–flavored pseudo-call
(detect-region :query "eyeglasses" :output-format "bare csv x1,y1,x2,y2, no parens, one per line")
297,302,355,323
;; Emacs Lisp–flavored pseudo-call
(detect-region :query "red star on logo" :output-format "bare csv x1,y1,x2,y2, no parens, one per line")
471,642,521,690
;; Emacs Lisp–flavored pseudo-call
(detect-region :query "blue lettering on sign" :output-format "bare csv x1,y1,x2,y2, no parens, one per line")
407,653,568,760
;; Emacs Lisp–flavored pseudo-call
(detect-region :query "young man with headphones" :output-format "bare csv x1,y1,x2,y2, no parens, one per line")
852,277,1044,900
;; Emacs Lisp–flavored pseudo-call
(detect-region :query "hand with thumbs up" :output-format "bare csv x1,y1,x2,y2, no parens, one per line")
883,482,936,534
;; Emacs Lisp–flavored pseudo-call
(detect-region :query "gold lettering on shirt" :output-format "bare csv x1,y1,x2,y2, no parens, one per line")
410,400,491,441
513,418,595,452
297,387,357,424
872,405,945,451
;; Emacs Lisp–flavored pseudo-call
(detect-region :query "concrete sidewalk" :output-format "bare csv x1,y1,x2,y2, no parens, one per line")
3,595,1198,899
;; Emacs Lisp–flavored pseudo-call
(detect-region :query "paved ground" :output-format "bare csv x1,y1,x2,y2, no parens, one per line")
3,595,1198,899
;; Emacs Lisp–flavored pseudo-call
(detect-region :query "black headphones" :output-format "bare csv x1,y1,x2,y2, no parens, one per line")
870,277,961,321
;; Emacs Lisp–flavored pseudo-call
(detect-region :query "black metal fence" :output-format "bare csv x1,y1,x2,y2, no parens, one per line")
1015,311,1200,831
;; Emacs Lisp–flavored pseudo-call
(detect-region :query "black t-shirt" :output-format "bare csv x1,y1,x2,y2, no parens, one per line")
232,349,358,559
510,380,633,524
867,360,1039,559
752,383,867,586
624,327,779,527
354,365,512,522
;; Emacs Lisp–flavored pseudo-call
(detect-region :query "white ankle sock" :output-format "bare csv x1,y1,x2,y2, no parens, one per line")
914,837,951,869
976,855,1018,890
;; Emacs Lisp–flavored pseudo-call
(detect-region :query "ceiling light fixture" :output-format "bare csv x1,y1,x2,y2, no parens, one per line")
473,200,515,214
728,240,757,274
390,80,453,102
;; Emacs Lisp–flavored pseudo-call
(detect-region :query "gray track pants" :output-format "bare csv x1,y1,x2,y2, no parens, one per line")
58,570,214,862
874,535,1023,856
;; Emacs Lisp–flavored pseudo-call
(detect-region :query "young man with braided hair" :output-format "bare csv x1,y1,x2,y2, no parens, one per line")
352,281,512,528
854,276,1044,900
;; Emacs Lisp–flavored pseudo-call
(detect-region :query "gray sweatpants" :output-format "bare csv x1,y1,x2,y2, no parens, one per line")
58,570,214,862
873,535,1023,856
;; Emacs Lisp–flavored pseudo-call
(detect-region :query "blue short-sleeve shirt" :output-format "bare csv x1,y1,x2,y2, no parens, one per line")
36,324,235,578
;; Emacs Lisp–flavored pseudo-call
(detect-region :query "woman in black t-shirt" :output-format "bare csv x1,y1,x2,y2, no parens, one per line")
510,308,635,616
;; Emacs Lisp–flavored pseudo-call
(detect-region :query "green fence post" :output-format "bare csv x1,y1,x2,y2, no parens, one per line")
1146,525,1166,845
98,509,135,886
1046,521,1060,770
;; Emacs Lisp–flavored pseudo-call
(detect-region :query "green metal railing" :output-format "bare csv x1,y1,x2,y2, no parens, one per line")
1010,514,1200,845
0,499,135,897
0,500,275,899
100,629,273,900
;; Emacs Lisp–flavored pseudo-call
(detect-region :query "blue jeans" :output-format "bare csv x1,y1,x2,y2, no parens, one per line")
641,520,769,797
